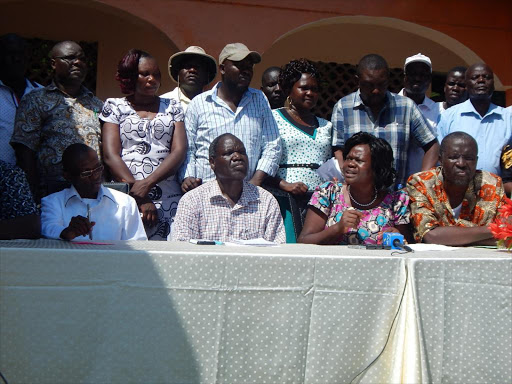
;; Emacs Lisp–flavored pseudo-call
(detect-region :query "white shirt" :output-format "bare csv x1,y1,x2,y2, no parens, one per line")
41,185,147,241
0,79,42,164
398,90,440,179
160,87,191,112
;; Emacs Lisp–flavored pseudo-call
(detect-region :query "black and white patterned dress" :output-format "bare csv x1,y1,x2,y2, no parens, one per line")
100,97,184,240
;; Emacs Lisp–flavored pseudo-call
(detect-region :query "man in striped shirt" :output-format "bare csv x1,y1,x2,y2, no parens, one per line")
181,43,281,193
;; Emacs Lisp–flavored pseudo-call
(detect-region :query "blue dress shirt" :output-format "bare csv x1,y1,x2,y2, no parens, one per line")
437,99,512,176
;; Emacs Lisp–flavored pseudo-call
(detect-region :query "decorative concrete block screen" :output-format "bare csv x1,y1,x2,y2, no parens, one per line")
311,61,404,120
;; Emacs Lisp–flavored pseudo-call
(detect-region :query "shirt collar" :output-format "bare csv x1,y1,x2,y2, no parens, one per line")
209,82,255,110
398,89,436,110
354,89,391,110
64,184,116,206
458,99,503,119
47,80,93,98
210,180,259,208
0,78,39,91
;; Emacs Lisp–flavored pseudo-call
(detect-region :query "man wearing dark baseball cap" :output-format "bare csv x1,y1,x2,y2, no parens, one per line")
180,43,281,193
161,46,217,112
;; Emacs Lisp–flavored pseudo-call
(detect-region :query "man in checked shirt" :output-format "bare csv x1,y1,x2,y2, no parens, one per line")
180,43,281,193
171,133,285,243
331,53,439,189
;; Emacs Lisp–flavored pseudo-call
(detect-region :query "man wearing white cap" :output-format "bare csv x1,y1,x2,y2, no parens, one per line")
399,53,439,176
180,42,281,193
160,46,217,112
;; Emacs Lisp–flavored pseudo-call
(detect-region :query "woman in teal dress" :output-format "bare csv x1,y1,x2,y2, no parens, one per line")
266,59,332,242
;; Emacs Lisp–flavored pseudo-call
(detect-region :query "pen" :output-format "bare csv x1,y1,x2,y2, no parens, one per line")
87,204,92,240
196,240,223,245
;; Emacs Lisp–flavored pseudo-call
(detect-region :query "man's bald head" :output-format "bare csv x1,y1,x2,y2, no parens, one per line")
49,41,83,59
50,41,87,86
465,63,494,101
440,131,478,156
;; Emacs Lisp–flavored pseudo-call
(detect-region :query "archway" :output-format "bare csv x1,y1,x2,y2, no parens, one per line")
0,0,180,100
255,15,508,115
258,15,504,87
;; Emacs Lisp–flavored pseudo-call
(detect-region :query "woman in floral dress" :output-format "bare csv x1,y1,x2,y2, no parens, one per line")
298,132,412,245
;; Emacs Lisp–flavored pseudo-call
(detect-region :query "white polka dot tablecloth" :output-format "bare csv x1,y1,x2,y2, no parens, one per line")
0,239,510,383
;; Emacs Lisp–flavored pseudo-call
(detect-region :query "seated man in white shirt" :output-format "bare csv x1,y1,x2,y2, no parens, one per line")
41,143,147,241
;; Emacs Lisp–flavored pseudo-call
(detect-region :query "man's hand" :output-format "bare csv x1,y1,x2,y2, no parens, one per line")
181,177,202,193
60,215,95,241
282,181,308,195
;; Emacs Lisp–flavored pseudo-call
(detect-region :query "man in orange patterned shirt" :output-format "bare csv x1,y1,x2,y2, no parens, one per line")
407,131,504,245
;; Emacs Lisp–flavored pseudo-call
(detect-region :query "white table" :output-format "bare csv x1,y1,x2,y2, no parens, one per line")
0,240,510,384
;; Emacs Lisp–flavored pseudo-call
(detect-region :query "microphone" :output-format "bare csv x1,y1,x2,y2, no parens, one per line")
383,233,413,252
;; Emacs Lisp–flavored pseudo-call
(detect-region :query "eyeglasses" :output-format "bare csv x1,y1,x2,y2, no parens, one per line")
55,55,86,64
79,165,104,178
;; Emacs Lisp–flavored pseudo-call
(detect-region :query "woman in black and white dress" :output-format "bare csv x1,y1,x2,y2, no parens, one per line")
100,49,187,240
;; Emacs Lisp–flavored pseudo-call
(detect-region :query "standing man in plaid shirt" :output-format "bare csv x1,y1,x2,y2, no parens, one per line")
331,54,439,188
171,133,285,243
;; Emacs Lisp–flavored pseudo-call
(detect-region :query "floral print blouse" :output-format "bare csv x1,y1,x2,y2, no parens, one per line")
407,167,504,242
309,181,410,245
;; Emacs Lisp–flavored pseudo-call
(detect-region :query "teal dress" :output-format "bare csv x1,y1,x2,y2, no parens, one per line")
269,108,332,242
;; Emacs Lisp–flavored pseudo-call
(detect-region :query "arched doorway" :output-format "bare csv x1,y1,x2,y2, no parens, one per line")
256,16,507,117
0,0,180,100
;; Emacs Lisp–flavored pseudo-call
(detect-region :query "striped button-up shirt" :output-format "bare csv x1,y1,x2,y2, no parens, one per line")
182,82,281,182
331,90,435,188
171,180,285,243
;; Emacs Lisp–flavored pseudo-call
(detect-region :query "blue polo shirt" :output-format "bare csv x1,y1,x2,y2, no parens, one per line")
437,99,512,176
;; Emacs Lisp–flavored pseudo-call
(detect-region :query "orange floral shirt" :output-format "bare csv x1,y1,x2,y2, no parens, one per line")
406,167,504,242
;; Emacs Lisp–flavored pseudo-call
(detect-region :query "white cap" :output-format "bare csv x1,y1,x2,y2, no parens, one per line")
404,53,432,72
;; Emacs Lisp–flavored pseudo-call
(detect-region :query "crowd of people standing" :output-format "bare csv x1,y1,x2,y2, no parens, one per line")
1,33,510,246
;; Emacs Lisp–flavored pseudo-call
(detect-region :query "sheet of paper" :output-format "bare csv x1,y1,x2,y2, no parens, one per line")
225,238,280,247
408,243,458,252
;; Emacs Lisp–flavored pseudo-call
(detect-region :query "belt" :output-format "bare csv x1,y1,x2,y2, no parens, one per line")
279,163,320,169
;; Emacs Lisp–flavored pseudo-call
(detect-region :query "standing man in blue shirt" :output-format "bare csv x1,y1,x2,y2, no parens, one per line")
181,43,281,193
0,33,42,165
437,63,512,176
331,54,439,188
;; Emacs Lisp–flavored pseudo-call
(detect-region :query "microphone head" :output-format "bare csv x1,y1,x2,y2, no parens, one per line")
382,232,404,250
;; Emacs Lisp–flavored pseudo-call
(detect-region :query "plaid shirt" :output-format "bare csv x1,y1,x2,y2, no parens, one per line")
171,180,285,243
181,82,282,182
331,90,435,187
